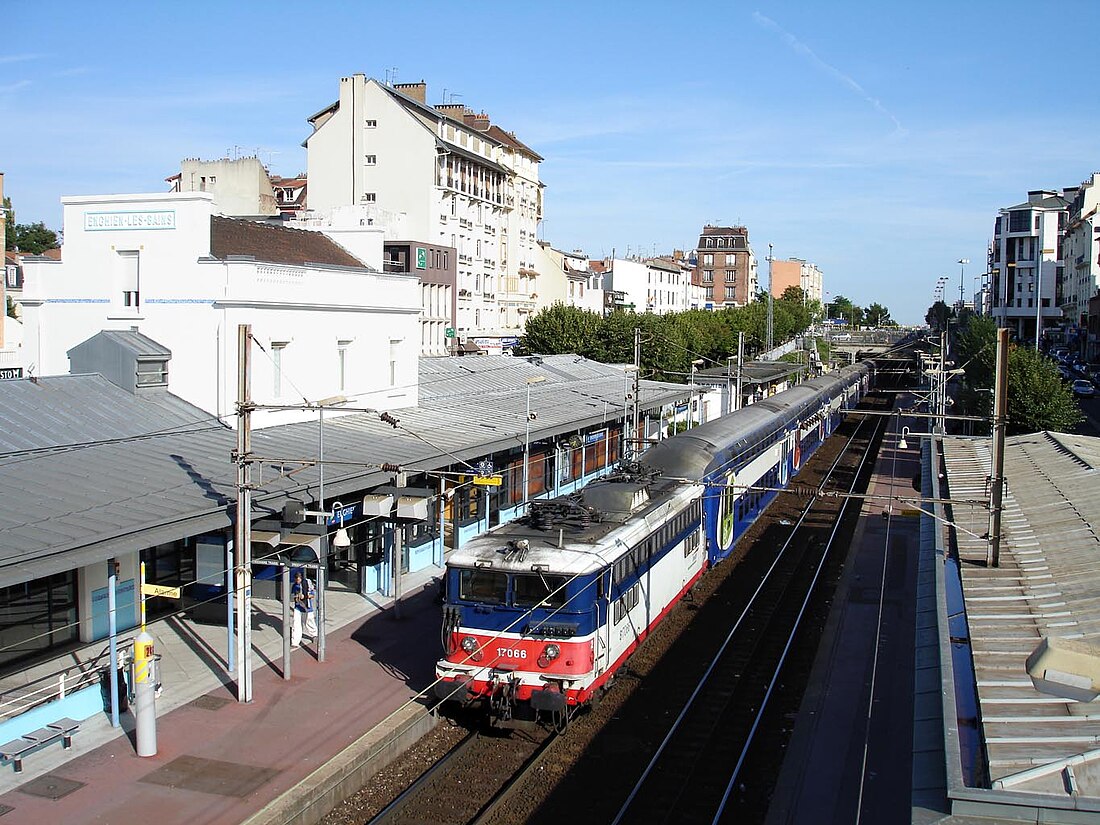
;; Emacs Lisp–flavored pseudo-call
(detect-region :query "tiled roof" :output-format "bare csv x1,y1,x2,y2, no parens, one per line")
209,216,365,269
484,124,543,162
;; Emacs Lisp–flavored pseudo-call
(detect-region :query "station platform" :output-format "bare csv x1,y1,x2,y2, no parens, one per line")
766,398,931,824
0,569,445,824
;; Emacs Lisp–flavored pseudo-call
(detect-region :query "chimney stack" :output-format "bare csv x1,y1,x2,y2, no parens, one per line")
393,81,426,103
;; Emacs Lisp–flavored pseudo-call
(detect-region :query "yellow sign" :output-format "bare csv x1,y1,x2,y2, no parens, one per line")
141,583,182,599
473,475,503,487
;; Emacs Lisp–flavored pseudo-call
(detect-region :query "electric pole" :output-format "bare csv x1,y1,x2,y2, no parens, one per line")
234,324,254,703
766,243,774,352
988,327,1008,567
632,327,641,455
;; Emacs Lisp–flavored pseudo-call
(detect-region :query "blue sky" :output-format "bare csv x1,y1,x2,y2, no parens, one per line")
3,1,1099,325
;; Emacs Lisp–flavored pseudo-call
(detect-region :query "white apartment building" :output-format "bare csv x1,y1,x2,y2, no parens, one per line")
304,75,543,347
19,193,421,426
1061,173,1100,328
605,258,687,315
990,189,1071,343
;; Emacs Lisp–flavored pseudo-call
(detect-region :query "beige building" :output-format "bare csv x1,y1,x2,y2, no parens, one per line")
167,157,278,217
1061,173,1100,328
303,75,543,346
769,257,823,303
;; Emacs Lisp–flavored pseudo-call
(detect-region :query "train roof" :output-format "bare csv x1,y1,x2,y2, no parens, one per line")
447,469,692,577
640,362,869,481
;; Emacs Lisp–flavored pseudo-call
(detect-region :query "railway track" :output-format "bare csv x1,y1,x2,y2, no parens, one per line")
366,725,556,825
609,404,887,824
328,392,895,825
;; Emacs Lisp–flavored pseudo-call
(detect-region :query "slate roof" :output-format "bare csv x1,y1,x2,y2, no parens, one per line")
0,356,688,588
209,216,366,269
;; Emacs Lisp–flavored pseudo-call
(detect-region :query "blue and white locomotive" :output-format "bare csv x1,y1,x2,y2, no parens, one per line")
434,362,872,723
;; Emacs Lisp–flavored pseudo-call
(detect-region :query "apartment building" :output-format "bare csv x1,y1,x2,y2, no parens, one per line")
304,75,543,348
692,226,758,308
1061,173,1100,330
769,257,823,303
166,157,278,217
990,189,1073,344
604,257,687,315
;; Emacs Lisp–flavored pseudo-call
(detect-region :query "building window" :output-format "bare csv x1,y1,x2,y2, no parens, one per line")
272,341,288,397
725,270,736,282
703,270,713,283
337,340,352,391
365,119,377,128
389,339,400,387
0,572,79,672
364,193,376,203
705,286,714,300
703,253,714,266
365,155,377,165
117,250,140,310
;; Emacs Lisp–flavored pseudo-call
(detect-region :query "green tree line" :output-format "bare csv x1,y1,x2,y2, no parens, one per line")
519,287,879,380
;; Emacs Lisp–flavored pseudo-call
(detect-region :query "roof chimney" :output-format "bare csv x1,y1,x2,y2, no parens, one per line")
393,81,426,104
464,111,491,131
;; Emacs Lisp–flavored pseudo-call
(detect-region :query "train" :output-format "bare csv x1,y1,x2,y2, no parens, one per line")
433,361,873,726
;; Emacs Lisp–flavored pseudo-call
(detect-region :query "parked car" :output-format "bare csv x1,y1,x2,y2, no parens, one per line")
1058,365,1074,381
1072,379,1095,398
832,332,852,341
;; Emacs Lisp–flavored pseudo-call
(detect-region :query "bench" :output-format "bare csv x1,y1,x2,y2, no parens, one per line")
0,718,80,773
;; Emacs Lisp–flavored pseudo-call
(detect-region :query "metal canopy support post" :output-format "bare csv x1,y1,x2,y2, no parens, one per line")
317,406,326,664
107,558,119,728
234,324,254,703
281,566,291,680
735,331,744,412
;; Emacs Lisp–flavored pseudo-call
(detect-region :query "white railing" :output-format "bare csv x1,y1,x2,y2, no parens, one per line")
0,349,21,368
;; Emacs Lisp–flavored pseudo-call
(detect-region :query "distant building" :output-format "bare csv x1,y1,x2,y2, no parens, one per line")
167,156,278,217
536,245,604,315
990,189,1073,343
769,257,823,304
604,257,687,315
304,74,543,348
270,174,307,218
1061,173,1100,333
691,226,758,308
383,240,458,356
20,192,421,426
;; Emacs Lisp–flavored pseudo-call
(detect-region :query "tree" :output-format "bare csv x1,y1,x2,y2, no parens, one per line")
864,302,892,327
830,295,863,327
517,303,602,357
4,197,60,254
925,301,953,332
955,314,1081,435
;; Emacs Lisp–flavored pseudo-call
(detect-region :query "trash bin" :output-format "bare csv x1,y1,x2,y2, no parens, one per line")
101,667,128,713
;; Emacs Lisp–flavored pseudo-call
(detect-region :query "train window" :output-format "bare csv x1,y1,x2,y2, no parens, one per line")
513,573,567,609
458,569,508,604
614,583,640,624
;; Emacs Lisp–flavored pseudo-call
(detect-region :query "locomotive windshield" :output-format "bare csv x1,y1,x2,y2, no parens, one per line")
513,573,568,609
458,568,508,604
455,568,568,609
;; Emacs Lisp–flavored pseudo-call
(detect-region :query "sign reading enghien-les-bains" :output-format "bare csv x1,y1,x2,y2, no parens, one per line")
84,211,176,231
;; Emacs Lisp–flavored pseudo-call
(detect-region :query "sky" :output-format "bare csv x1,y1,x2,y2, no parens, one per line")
3,1,1099,326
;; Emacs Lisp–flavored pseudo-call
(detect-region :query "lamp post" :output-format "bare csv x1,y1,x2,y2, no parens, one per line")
957,258,969,309
314,393,348,663
689,359,704,428
1034,211,1046,352
523,376,545,508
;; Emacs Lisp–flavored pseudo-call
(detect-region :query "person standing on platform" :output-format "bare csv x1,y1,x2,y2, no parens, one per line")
290,571,317,646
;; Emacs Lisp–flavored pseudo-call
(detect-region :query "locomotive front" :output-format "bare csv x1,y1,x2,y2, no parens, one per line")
434,534,604,725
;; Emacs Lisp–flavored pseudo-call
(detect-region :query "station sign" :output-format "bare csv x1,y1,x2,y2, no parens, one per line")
416,247,427,269
0,367,23,380
473,475,503,487
141,583,181,599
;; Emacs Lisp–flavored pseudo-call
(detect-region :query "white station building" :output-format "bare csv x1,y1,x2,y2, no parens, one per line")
19,192,422,426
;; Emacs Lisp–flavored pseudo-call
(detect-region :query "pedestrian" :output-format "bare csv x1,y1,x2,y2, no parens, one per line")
290,571,317,647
